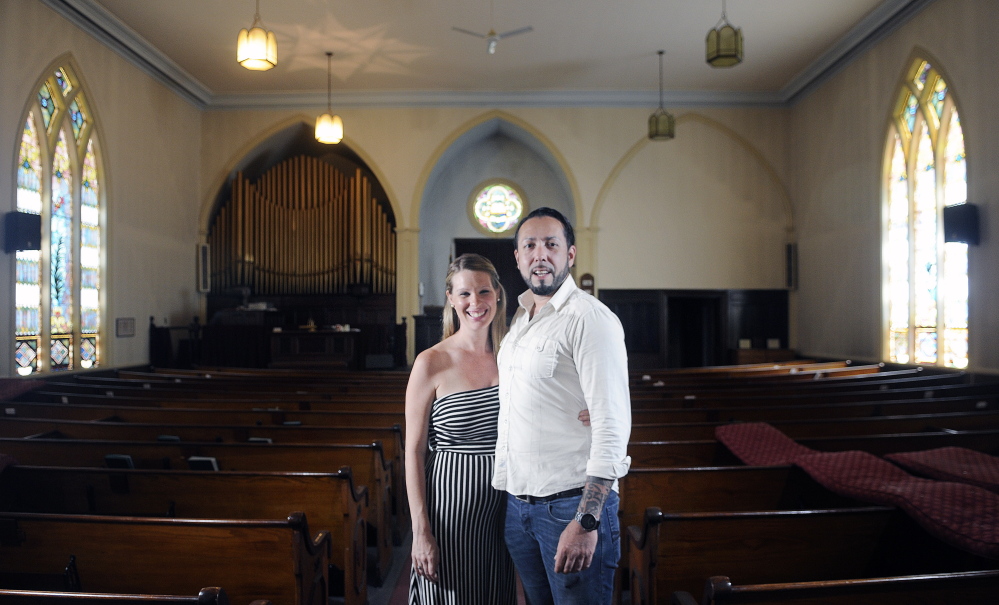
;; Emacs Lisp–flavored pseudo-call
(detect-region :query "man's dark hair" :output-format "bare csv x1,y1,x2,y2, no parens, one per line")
513,207,575,248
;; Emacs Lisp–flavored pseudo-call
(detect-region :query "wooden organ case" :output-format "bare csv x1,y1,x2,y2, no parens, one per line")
203,155,398,369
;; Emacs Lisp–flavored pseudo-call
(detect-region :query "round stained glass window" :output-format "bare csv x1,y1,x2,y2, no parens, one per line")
470,182,525,235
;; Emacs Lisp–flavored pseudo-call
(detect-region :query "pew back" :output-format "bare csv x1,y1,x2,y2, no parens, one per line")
0,512,328,605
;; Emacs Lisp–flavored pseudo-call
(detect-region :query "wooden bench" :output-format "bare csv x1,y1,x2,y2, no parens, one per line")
0,417,408,539
670,569,999,605
629,409,999,441
627,506,997,605
629,382,997,408
0,587,267,605
0,401,406,431
629,393,999,425
0,437,396,584
628,429,999,468
0,464,368,605
618,465,864,529
0,512,328,605
20,391,405,414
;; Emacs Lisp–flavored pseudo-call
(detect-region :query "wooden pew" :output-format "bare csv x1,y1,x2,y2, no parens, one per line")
0,417,408,537
629,409,999,441
0,512,329,605
0,587,265,605
627,506,997,605
0,401,406,431
628,429,999,468
20,391,405,413
628,382,997,408
617,465,864,529
668,569,999,605
629,393,999,425
0,465,368,605
0,437,396,584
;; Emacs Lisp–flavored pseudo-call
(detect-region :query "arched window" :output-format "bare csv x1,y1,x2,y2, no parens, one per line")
467,180,526,236
14,65,103,375
884,59,967,368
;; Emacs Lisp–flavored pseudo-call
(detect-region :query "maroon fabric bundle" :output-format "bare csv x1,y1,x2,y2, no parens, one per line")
886,447,999,494
715,422,999,559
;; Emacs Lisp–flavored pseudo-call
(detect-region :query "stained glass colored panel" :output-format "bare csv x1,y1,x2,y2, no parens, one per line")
54,68,72,95
912,61,931,90
80,336,97,369
15,339,38,376
904,94,919,135
944,111,966,207
69,98,87,140
81,141,101,349
473,183,524,233
17,115,43,214
886,132,909,363
51,133,74,370
16,113,43,375
912,119,937,337
931,78,947,121
38,82,57,131
914,328,937,364
50,336,71,371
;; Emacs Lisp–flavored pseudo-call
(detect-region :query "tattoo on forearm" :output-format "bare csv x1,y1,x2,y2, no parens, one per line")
578,476,612,519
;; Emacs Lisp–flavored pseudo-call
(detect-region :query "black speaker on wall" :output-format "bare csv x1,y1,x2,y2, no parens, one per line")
943,203,980,245
3,211,42,253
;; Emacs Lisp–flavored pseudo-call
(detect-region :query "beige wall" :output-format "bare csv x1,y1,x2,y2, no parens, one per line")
789,0,999,372
0,0,203,375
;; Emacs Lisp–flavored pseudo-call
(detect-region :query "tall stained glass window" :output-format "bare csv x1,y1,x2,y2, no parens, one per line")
885,59,967,368
14,65,103,375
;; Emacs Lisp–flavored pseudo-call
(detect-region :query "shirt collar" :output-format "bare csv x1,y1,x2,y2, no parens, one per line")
516,273,579,315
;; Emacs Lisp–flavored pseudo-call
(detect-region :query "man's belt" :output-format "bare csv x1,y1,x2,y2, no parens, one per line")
513,487,584,505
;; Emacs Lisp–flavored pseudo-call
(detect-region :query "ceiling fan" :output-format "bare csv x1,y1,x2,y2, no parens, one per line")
452,24,534,54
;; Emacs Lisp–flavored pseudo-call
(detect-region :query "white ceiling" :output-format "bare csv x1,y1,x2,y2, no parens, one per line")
43,0,934,109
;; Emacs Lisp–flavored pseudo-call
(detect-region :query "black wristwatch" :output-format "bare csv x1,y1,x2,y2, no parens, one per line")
574,512,600,531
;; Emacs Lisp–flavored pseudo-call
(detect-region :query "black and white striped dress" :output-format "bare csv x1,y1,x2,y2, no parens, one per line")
410,385,516,605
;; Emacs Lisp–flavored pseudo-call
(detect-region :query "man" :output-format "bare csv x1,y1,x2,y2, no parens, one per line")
493,207,632,605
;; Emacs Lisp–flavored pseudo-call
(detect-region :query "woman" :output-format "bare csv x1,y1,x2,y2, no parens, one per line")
405,253,516,604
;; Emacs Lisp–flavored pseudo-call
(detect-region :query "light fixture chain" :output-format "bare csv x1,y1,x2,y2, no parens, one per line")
658,50,665,110
326,52,334,113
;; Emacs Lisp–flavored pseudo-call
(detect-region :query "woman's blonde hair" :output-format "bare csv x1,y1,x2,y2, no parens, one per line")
441,253,508,352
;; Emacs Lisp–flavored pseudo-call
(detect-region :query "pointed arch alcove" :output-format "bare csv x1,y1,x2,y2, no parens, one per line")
417,116,574,321
202,121,400,369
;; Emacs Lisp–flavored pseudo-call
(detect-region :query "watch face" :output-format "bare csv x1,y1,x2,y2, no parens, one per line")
576,512,599,531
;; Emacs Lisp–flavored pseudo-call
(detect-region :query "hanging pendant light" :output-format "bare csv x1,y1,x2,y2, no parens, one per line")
315,52,343,145
706,0,743,68
648,50,675,141
237,0,278,71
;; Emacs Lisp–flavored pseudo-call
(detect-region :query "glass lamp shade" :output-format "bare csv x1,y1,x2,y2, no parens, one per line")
237,26,278,71
315,113,343,144
706,24,743,67
648,108,675,140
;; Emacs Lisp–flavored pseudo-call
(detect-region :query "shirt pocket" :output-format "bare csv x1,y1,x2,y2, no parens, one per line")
525,336,558,379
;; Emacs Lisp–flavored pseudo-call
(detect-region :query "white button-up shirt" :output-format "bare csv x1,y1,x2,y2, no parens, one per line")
493,274,632,497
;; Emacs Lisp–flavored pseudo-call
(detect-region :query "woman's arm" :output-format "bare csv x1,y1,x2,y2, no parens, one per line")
404,351,441,583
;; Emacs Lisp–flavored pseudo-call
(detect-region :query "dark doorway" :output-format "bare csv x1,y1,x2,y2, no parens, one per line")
454,238,523,323
667,293,725,368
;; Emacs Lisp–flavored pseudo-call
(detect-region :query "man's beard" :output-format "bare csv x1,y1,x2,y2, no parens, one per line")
524,262,571,297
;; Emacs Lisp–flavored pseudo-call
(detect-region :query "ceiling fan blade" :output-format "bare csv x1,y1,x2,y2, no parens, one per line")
496,26,533,39
452,26,487,38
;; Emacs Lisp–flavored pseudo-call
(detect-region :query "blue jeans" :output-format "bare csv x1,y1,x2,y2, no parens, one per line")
504,491,620,605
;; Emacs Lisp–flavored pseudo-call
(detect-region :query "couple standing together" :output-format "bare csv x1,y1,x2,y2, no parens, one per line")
405,207,632,605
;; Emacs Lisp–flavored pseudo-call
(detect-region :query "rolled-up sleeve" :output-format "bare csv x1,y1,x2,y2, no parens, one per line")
572,306,632,481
